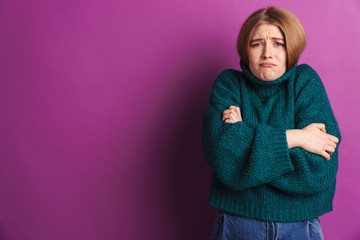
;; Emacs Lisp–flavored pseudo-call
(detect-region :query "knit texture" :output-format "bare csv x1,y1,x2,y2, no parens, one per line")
202,61,341,222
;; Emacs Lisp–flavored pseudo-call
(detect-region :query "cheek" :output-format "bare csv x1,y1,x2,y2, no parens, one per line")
248,51,258,67
280,51,287,64
248,56,257,73
278,52,287,70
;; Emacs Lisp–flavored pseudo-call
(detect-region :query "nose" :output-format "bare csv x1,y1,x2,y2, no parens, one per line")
262,43,272,59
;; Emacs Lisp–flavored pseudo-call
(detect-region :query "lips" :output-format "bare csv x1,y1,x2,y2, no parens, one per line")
260,62,276,67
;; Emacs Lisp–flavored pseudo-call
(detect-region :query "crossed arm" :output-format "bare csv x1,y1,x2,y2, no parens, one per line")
222,105,339,161
202,69,341,194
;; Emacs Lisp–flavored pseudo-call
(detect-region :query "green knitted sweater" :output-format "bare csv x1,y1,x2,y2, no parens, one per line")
202,61,341,222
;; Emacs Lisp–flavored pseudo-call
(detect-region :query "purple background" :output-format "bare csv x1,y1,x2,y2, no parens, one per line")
0,0,359,239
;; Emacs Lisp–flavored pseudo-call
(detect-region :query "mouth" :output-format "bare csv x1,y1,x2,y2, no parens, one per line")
259,62,276,67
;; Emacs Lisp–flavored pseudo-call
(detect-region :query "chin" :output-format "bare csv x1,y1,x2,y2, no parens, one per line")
259,75,277,81
256,70,277,81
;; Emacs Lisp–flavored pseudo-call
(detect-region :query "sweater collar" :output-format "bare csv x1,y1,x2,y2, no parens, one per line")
240,60,297,98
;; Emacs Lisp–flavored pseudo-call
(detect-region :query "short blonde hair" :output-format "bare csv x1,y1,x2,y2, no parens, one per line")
237,7,306,70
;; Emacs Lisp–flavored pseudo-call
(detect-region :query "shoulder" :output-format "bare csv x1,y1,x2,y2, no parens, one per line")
293,64,324,94
213,69,243,90
295,64,319,78
291,64,319,82
209,69,243,103
217,69,242,81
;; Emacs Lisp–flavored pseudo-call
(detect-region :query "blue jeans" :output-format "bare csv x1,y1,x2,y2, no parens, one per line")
212,210,324,240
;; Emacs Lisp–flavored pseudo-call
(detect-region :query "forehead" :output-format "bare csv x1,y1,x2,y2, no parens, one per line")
251,23,284,39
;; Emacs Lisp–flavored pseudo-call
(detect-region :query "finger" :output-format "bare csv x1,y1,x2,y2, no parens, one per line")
222,112,235,120
222,109,232,115
327,140,337,149
229,106,242,121
229,105,240,113
230,106,240,116
328,135,339,143
321,151,331,161
224,110,237,122
225,108,236,117
235,107,242,121
227,109,237,117
229,113,238,122
223,111,239,123
315,123,326,133
222,110,233,118
222,113,230,121
225,119,234,123
222,109,237,123
316,123,326,129
325,145,335,154
230,106,240,114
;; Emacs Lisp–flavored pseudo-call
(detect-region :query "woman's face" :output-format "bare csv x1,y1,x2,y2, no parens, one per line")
248,23,287,81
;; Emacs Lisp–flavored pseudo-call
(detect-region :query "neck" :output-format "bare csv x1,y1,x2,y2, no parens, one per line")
240,61,296,98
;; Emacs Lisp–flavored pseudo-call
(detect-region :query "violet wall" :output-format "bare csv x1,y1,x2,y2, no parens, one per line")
0,0,359,239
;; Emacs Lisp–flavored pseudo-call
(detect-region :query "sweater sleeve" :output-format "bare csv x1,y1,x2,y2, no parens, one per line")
202,70,294,191
268,66,341,195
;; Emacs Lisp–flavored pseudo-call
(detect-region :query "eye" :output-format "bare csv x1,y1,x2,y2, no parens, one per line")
274,42,285,47
250,42,262,47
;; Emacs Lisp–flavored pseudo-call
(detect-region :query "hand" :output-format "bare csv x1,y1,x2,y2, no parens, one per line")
222,106,242,123
287,123,339,160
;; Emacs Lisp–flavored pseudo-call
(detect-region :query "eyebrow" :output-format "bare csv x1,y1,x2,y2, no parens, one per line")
250,37,285,43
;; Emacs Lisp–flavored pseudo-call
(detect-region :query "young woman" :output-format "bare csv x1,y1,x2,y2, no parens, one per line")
202,7,341,240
